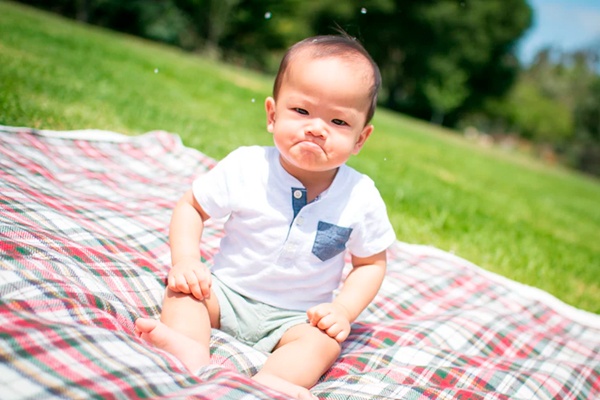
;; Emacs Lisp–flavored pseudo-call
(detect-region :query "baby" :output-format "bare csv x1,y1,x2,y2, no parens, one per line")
136,34,396,399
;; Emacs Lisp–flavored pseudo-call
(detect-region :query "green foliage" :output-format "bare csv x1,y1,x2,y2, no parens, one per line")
508,81,573,141
309,0,531,126
468,48,600,176
1,1,599,313
140,2,195,47
572,76,600,174
422,56,469,124
576,77,600,141
218,0,307,70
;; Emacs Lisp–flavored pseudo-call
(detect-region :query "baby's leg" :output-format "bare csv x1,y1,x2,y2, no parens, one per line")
253,324,340,399
135,288,219,373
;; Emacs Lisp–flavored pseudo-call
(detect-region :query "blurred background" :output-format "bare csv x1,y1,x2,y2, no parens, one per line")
13,0,600,177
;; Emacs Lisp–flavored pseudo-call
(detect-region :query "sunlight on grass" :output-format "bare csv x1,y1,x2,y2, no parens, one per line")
1,1,599,313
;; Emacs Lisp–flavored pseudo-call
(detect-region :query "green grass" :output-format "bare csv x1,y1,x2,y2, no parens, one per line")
2,1,599,313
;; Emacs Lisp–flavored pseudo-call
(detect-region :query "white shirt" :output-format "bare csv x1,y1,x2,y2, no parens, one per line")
193,146,396,311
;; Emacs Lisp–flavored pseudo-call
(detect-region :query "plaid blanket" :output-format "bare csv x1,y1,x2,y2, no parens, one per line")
1,125,599,400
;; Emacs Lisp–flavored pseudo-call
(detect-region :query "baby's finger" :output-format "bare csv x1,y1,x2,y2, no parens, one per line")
182,270,200,296
200,277,211,299
315,306,331,320
317,313,335,331
193,269,211,299
334,329,349,343
306,307,314,321
306,307,316,325
307,306,325,326
187,279,204,300
168,274,188,293
325,322,341,337
167,275,176,291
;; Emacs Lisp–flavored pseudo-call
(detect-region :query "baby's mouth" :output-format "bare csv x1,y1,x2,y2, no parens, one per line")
297,140,323,151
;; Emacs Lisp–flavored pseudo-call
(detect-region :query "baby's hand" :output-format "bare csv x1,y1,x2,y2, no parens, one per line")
167,258,211,301
307,302,351,343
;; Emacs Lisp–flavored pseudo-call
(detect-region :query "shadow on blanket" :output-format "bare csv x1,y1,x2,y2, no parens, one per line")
1,125,599,399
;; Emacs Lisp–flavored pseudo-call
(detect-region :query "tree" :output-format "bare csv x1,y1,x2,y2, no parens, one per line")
507,80,573,142
464,45,600,176
217,0,305,70
16,0,197,48
172,0,243,54
310,0,532,126
423,56,468,125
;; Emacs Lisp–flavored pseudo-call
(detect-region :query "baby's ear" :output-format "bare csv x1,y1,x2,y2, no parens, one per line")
265,97,276,133
352,124,374,155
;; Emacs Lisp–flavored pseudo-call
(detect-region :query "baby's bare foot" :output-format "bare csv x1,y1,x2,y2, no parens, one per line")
252,372,318,399
135,318,209,373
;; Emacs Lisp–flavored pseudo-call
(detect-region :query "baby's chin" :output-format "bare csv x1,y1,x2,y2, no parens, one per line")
288,150,332,170
280,154,337,176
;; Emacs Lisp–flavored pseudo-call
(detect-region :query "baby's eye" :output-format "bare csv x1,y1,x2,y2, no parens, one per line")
294,108,309,115
332,119,348,126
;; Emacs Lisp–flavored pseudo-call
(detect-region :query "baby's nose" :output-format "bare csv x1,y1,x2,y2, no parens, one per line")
305,119,326,137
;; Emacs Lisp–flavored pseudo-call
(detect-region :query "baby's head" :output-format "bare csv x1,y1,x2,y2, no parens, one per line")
272,34,381,125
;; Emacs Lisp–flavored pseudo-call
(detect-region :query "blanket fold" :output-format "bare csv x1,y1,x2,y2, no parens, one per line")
1,126,598,399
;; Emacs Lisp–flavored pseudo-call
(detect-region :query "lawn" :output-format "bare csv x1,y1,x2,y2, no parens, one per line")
1,1,599,314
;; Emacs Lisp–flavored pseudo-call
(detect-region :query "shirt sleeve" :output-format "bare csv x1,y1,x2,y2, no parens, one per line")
192,147,246,219
346,178,396,258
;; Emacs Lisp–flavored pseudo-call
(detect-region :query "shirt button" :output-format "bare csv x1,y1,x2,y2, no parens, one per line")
296,217,304,226
293,190,303,199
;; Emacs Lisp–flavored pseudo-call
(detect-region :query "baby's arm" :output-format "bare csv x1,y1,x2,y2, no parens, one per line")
307,251,387,342
167,189,212,300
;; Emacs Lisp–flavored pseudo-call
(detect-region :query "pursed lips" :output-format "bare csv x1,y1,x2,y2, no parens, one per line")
296,139,324,152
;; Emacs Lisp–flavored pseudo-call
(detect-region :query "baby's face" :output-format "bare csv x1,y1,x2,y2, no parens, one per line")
266,55,374,176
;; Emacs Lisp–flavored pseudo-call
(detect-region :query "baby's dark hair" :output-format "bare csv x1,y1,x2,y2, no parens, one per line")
273,34,381,124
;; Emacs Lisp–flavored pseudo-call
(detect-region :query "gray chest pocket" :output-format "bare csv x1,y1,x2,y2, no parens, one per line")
311,221,353,262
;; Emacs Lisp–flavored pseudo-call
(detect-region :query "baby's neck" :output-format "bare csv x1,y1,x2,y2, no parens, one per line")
292,168,339,203
277,155,340,202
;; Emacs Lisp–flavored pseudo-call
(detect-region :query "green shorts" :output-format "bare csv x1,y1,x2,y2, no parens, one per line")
211,275,308,352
